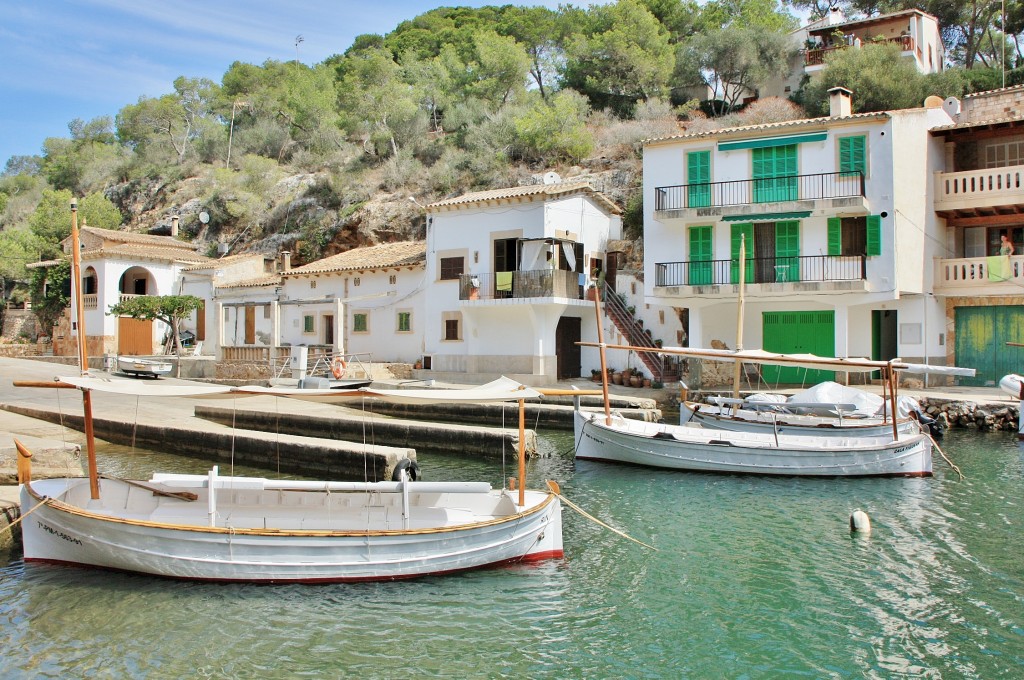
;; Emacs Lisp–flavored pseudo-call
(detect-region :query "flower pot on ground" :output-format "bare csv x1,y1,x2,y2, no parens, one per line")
629,375,641,388
643,378,652,388
612,372,623,385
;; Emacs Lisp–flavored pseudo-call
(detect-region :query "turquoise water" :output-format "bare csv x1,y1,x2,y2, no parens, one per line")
1,430,1022,678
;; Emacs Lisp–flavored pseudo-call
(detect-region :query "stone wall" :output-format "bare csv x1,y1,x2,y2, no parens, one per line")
961,87,1024,123
919,397,1019,433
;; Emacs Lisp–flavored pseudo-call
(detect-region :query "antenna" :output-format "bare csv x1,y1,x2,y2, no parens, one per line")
295,34,304,63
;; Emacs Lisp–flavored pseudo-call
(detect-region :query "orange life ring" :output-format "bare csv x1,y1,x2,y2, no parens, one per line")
331,357,347,379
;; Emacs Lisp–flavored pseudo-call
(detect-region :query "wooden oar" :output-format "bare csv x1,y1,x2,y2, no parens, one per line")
99,475,198,501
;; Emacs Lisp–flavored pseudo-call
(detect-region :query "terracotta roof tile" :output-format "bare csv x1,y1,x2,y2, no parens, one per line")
182,253,268,271
644,111,891,145
82,244,211,264
79,226,199,250
285,241,426,276
216,274,282,289
428,182,621,215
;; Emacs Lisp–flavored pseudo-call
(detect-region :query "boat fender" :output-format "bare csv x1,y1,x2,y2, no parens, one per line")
391,458,421,482
849,509,871,534
331,357,348,379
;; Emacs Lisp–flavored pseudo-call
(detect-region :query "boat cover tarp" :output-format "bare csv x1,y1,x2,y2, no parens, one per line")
783,382,882,417
658,347,976,377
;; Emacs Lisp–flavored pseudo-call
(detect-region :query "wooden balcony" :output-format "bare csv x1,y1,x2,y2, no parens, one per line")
934,168,1024,219
934,255,1024,295
805,35,914,67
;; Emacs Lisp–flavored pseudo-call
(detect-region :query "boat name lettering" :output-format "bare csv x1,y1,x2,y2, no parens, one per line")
38,521,83,546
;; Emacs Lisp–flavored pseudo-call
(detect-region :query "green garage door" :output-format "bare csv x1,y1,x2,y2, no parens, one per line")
762,311,835,384
955,305,1024,386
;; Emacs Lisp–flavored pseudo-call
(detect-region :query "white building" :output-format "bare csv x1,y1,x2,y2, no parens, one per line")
642,88,954,385
420,181,631,385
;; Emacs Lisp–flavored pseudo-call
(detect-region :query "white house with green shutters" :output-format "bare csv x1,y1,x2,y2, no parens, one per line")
642,88,956,384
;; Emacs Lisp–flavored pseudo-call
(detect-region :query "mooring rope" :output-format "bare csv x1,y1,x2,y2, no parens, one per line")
930,434,964,480
549,485,657,551
0,496,52,536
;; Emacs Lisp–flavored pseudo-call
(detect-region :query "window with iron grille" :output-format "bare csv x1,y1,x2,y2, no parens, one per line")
440,257,464,280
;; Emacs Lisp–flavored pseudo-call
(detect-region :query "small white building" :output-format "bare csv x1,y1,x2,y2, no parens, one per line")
420,181,629,385
642,88,954,385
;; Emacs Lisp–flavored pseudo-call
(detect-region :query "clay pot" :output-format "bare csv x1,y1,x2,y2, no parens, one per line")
612,372,623,385
629,376,641,388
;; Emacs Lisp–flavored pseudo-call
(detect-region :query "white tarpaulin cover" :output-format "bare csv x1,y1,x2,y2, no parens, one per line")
784,381,883,417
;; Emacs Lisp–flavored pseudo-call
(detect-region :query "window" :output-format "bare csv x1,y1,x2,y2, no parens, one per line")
303,315,315,334
827,215,881,256
353,277,360,287
688,226,713,285
440,257,464,280
397,311,411,332
445,319,460,340
263,304,271,319
983,140,1024,168
839,135,866,177
389,274,397,285
752,144,797,203
687,151,711,208
310,281,316,289
353,313,368,333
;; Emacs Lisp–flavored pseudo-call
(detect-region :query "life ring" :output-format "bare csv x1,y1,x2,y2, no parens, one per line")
391,458,421,482
331,357,347,379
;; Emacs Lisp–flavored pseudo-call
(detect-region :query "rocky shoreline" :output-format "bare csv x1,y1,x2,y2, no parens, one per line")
918,397,1020,433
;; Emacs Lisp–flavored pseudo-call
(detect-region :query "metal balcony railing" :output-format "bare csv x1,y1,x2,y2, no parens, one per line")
655,254,866,287
459,269,584,301
805,35,914,66
654,172,864,211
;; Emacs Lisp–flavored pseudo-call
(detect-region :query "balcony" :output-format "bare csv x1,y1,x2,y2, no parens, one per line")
654,172,866,221
934,255,1024,295
934,167,1024,218
655,254,866,288
805,35,914,68
458,269,583,301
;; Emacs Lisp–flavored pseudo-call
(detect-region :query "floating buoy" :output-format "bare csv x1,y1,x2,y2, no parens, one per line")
850,509,871,534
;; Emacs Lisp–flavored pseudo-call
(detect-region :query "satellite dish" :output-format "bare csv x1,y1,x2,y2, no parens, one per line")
543,172,561,185
199,211,210,224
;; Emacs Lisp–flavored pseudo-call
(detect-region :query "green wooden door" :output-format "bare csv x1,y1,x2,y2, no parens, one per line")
687,151,711,208
753,144,797,203
730,223,754,284
688,225,713,285
955,305,1024,386
762,310,835,383
774,220,800,282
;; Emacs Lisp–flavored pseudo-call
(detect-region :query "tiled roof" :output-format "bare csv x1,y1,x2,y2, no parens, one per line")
215,274,281,289
79,226,199,251
644,111,890,145
285,241,426,276
81,245,210,264
930,115,1024,132
428,182,622,215
808,8,935,34
182,253,268,271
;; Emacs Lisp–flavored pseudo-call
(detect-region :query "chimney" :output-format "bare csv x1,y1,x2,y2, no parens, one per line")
170,215,179,237
828,86,853,117
281,251,291,272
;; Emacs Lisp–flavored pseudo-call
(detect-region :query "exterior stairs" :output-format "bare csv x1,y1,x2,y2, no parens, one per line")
602,285,678,384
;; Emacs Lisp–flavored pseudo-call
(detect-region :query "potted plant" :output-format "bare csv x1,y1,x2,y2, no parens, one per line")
591,369,602,383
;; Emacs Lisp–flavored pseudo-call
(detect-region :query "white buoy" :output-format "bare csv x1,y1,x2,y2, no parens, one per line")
850,509,871,534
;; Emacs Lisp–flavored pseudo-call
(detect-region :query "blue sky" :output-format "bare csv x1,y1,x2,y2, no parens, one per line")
0,0,574,169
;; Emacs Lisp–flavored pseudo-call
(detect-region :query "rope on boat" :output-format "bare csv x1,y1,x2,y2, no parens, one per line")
929,434,964,480
547,481,657,551
552,485,655,548
0,496,52,536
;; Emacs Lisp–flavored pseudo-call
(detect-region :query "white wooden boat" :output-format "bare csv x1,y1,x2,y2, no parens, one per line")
17,376,563,583
117,356,172,378
574,407,933,477
999,373,1023,398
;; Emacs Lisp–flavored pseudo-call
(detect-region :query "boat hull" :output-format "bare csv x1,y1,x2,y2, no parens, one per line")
117,357,172,378
681,402,919,438
576,410,932,477
21,478,563,583
999,374,1024,399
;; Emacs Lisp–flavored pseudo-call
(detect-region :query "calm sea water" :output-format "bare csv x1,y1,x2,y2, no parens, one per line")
1,429,1022,678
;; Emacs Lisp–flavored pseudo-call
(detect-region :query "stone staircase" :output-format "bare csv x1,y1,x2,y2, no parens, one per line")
603,285,678,384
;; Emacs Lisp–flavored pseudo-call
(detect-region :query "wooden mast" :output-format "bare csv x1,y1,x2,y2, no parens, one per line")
592,282,612,425
517,398,526,507
70,199,100,500
732,234,746,400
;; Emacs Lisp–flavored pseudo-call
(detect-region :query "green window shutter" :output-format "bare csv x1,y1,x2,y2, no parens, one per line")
397,312,411,332
303,315,314,333
866,214,882,256
839,136,866,176
752,145,797,203
353,313,367,332
730,223,753,284
827,217,842,256
688,225,713,285
775,220,800,282
687,151,711,207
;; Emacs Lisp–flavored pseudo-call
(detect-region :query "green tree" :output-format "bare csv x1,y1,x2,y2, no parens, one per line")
465,31,532,108
512,91,594,163
116,76,220,164
681,26,795,115
29,258,70,333
107,295,203,361
496,6,566,99
28,189,123,258
563,0,676,117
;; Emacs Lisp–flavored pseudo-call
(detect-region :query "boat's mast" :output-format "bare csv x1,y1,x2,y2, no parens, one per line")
518,399,526,507
732,234,746,400
592,283,612,425
70,199,100,500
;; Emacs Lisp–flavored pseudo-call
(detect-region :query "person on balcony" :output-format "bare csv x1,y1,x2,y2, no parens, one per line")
1000,233,1015,256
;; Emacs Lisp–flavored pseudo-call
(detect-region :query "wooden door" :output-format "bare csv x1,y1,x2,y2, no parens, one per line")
555,316,582,380
118,317,153,355
245,305,256,344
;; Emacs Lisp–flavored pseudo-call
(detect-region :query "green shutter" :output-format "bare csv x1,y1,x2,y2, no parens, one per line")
753,145,797,203
827,217,842,256
775,220,800,282
866,214,881,256
688,225,713,285
839,136,866,176
687,151,711,208
730,223,754,284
